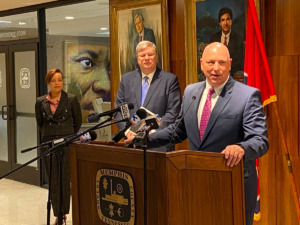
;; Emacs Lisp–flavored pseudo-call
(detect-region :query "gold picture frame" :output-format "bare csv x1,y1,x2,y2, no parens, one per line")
110,0,169,102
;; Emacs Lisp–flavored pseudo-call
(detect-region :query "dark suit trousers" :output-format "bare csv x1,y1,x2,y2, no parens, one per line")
246,209,254,225
42,146,70,217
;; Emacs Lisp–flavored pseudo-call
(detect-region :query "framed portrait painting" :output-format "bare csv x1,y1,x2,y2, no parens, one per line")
110,0,169,103
185,0,246,83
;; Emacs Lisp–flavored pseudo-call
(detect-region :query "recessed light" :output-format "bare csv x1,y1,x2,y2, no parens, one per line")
65,16,74,20
0,20,12,24
19,22,27,25
100,27,108,31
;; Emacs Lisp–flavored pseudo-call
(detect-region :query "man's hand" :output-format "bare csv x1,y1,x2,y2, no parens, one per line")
221,145,245,167
124,131,136,144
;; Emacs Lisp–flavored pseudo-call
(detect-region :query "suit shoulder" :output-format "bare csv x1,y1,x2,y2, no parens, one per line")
184,82,203,93
160,70,178,78
36,94,47,102
234,80,260,94
209,31,221,42
122,70,139,80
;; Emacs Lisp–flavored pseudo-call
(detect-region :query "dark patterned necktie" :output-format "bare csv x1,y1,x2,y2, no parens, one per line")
199,87,215,140
223,36,228,46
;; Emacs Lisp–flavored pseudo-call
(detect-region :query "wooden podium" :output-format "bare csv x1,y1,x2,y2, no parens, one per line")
70,141,245,225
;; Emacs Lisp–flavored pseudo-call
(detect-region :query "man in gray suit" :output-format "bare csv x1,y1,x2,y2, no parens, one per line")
126,42,268,225
133,13,156,68
115,41,181,150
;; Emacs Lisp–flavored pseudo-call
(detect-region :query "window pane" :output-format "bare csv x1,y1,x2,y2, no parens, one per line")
46,1,111,141
0,12,38,42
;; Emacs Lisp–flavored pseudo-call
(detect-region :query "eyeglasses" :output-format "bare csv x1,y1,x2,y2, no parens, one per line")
137,53,156,59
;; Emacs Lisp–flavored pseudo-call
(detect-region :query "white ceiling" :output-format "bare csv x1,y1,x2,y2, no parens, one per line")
0,0,110,37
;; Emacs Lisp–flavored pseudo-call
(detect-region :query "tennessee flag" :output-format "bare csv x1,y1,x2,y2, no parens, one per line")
244,0,277,106
244,0,277,221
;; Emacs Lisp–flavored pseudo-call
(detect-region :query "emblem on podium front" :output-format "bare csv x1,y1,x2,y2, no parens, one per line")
96,169,135,225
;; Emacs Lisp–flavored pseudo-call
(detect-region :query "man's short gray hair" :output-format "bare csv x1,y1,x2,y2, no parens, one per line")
136,40,157,55
134,13,144,22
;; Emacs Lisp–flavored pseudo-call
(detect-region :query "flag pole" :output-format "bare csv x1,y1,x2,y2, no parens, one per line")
273,102,300,222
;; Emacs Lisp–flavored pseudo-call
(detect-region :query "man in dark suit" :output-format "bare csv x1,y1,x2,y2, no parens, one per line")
115,40,181,150
126,42,268,225
209,7,244,76
133,13,156,68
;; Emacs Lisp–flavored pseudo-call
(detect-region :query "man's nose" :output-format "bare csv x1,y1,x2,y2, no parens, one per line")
213,62,220,70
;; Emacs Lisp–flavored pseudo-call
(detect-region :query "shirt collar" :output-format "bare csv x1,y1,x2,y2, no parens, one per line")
222,31,231,38
46,92,61,104
205,75,229,95
142,68,156,84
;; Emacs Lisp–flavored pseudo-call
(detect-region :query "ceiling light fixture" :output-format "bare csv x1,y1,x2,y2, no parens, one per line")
65,16,74,20
0,20,12,24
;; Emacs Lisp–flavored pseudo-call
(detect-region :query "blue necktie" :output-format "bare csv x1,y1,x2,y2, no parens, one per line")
141,76,149,106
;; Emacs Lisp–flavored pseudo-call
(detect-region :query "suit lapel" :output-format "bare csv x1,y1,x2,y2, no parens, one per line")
143,68,162,107
191,83,205,148
134,70,143,108
200,77,235,143
42,98,53,119
54,91,67,116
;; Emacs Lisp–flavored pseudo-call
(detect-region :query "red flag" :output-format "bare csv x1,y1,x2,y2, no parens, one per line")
244,0,277,221
244,0,277,106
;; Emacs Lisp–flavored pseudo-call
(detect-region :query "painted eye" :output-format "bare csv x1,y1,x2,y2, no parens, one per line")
76,57,95,68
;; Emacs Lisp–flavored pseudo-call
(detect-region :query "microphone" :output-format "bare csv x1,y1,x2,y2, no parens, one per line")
87,103,134,123
136,114,161,133
112,108,148,143
167,96,196,152
128,115,161,148
52,130,97,146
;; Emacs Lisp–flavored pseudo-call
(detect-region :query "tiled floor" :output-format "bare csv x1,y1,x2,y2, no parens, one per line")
0,179,72,225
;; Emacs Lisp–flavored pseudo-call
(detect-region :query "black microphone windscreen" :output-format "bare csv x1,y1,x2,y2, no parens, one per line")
128,103,134,110
89,131,97,141
135,108,147,119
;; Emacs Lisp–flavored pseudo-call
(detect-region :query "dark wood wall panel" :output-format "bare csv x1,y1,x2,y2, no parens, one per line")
169,0,188,150
267,56,299,156
264,0,277,56
275,0,300,56
265,0,300,56
263,0,300,223
169,0,185,62
276,156,300,225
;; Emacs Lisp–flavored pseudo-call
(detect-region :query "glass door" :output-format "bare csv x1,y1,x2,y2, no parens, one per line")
0,42,39,185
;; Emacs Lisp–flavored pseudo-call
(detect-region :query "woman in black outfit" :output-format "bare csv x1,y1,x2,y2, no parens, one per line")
35,68,82,225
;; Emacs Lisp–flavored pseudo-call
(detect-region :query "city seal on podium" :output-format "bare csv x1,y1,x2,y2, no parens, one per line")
96,169,135,225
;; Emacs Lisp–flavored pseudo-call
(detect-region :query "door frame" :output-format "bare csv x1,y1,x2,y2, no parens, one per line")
0,39,40,185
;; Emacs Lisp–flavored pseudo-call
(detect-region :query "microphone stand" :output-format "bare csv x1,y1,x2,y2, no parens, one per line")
0,116,129,225
132,130,151,225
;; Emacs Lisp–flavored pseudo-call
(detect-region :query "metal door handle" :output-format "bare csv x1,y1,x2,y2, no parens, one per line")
2,105,8,120
1,105,14,120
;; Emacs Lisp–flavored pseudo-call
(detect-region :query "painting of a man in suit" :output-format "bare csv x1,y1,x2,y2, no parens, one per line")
133,13,156,68
118,5,162,75
209,7,244,77
195,0,245,81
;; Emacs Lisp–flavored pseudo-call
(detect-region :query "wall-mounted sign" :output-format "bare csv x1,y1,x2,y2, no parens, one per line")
0,30,26,39
96,169,135,225
20,68,30,88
